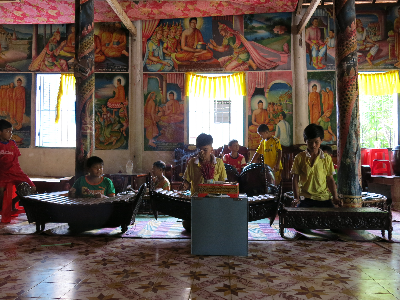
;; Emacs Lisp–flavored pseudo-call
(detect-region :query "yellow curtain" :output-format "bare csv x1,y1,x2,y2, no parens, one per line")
55,74,76,123
185,72,246,99
358,70,400,96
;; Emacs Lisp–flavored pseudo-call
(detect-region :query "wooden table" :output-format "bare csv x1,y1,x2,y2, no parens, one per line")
368,175,400,211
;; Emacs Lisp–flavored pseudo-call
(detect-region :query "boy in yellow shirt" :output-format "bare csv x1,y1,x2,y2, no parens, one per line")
251,124,282,185
291,124,341,207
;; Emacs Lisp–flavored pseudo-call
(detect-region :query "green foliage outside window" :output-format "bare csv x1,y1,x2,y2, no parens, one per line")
360,94,398,149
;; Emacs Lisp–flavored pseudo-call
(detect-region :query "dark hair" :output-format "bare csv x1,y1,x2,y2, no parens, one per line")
303,124,324,141
280,111,286,119
17,78,22,82
257,100,263,105
196,133,213,149
0,119,12,131
117,78,121,83
86,156,104,168
312,84,317,88
329,30,334,33
169,92,174,96
321,145,333,155
228,139,238,147
153,160,166,170
189,17,197,23
257,124,269,133
313,18,319,22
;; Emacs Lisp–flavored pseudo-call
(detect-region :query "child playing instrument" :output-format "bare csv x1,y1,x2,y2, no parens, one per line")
152,160,171,191
182,133,227,194
69,156,115,198
222,139,246,173
0,119,36,210
250,124,283,184
291,124,341,207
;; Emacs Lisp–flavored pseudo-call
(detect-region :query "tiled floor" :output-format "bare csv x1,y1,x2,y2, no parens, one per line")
0,232,399,300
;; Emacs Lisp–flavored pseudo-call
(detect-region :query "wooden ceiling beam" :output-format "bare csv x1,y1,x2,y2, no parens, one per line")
296,0,304,15
105,0,137,36
296,0,321,34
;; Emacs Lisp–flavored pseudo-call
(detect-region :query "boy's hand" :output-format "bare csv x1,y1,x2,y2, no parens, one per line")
293,198,300,207
333,197,343,207
273,163,280,172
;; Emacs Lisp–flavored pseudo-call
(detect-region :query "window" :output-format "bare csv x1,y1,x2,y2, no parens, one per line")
188,95,244,148
35,74,76,147
360,93,399,148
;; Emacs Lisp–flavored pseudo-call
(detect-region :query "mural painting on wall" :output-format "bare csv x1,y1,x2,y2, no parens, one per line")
94,22,129,72
247,71,293,150
243,13,292,70
142,14,289,73
94,73,129,150
0,24,33,72
307,71,337,145
356,5,400,69
144,73,185,151
29,24,75,72
0,73,31,148
306,8,336,71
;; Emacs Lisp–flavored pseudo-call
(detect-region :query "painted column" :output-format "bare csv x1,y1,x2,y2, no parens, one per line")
74,0,95,177
32,25,38,60
292,12,309,144
335,0,362,207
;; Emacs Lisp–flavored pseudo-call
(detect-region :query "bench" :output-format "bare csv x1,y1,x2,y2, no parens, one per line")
278,198,393,240
18,183,146,233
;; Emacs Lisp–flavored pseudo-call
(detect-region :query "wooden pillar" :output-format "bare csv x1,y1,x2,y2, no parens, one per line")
32,25,38,60
74,0,95,177
335,0,362,207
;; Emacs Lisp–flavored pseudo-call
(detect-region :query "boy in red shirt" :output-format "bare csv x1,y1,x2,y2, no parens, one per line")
222,139,246,173
0,119,36,210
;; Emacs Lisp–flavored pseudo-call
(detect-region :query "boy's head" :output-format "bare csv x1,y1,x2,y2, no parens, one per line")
257,124,272,140
303,124,324,153
321,145,333,155
86,156,104,177
152,160,166,177
228,139,239,152
196,133,214,159
0,119,13,141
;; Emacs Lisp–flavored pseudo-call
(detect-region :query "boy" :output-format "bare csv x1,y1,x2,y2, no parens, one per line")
251,124,283,185
152,160,171,191
69,156,115,198
182,133,227,195
222,139,246,173
291,124,341,207
0,119,36,210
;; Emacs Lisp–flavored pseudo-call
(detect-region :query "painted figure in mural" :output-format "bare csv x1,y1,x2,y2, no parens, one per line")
29,29,68,72
208,23,278,71
119,100,129,136
144,92,159,148
160,92,184,124
14,78,25,130
325,30,335,50
104,23,129,58
94,34,106,62
308,84,321,125
97,105,118,146
318,109,336,142
322,87,334,115
249,100,268,133
305,18,327,69
107,78,125,109
356,19,379,66
7,83,15,124
394,7,400,68
275,111,291,147
100,24,113,54
163,24,181,61
162,24,170,44
172,17,214,64
144,26,173,72
175,23,183,42
62,27,75,54
0,85,6,116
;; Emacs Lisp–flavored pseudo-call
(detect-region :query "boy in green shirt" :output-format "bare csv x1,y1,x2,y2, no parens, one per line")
291,124,341,207
69,156,115,198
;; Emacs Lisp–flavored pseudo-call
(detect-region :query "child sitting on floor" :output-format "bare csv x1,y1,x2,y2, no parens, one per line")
250,124,283,185
182,133,227,195
69,156,115,198
0,119,36,210
291,124,341,207
152,160,171,191
222,139,246,173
